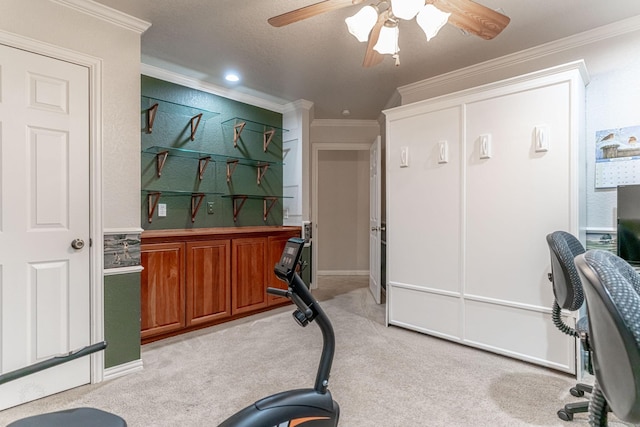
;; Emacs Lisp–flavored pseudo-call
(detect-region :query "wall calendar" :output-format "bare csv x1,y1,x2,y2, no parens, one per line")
595,125,640,189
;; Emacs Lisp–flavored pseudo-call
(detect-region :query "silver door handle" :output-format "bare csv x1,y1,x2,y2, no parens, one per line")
71,239,85,250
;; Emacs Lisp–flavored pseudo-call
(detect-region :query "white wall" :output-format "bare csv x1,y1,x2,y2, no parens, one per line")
398,17,640,233
0,0,146,230
317,150,369,273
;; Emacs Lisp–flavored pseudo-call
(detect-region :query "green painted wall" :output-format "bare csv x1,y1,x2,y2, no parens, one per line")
104,273,141,368
141,76,285,229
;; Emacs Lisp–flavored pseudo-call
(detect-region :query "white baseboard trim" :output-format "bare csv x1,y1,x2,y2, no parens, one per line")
317,270,369,276
103,359,143,381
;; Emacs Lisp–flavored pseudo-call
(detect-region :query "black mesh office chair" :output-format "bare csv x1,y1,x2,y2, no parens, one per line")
546,231,592,421
575,250,640,426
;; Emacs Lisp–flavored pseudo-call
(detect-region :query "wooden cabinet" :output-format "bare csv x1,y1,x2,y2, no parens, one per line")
186,240,231,326
232,237,268,315
140,242,185,340
141,226,300,343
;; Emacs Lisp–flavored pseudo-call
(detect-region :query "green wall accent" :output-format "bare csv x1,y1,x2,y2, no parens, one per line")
141,76,285,229
104,273,141,368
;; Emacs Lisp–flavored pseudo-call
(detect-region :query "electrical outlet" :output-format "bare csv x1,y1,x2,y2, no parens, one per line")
158,203,167,217
207,201,215,214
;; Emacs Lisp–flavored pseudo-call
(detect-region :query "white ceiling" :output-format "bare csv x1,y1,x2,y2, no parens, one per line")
93,0,640,120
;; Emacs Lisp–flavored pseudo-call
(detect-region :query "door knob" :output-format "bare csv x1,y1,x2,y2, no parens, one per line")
71,238,85,250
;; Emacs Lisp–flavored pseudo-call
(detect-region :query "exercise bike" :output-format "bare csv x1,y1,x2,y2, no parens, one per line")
218,237,340,427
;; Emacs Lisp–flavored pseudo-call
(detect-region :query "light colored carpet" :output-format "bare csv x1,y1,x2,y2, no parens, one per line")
0,276,632,426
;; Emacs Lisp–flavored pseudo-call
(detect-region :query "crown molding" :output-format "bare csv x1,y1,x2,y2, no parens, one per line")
50,0,151,34
141,63,291,113
383,88,402,110
283,99,314,114
398,14,640,100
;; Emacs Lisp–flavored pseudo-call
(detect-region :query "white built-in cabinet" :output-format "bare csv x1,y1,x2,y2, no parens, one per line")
384,61,588,374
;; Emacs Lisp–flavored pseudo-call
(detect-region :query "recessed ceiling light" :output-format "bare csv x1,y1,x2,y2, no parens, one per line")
225,72,240,82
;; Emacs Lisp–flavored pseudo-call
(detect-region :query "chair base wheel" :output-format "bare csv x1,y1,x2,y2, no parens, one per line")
570,387,585,397
558,409,574,421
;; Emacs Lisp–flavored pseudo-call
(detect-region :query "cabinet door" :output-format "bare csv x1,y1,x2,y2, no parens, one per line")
232,237,268,315
186,240,231,326
267,233,299,305
140,242,185,339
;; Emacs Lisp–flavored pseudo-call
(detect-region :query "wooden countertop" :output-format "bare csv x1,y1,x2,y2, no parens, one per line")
142,226,301,242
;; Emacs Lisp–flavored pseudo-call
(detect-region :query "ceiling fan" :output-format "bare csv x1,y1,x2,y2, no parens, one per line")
268,0,510,67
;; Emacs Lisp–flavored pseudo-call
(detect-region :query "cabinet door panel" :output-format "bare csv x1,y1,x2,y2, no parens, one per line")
232,237,268,315
140,242,185,339
186,240,231,325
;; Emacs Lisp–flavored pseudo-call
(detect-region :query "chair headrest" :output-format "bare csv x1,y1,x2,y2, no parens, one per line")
576,250,640,423
546,231,585,310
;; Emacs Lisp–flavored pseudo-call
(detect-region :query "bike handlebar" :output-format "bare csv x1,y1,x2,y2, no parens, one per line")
267,286,313,320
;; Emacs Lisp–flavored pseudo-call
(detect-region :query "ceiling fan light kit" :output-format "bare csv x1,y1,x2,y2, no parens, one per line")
390,0,424,20
268,0,510,68
416,4,451,41
345,5,379,42
373,21,399,55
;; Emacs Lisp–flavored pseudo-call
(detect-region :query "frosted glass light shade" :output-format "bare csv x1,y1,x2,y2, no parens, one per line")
416,4,451,41
345,5,378,42
373,24,399,55
391,0,425,20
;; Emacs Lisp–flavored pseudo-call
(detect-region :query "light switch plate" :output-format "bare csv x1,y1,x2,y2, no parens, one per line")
479,134,492,159
534,125,550,152
400,146,409,168
438,140,449,164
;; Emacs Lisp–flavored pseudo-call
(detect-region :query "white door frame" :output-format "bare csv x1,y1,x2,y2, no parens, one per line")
0,30,104,382
369,136,382,304
311,142,372,288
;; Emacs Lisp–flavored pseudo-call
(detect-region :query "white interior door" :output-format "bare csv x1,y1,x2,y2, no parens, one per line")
0,43,91,409
369,136,382,303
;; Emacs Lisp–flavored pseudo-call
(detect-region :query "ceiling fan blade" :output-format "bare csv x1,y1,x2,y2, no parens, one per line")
268,0,363,27
431,0,510,40
362,11,388,68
